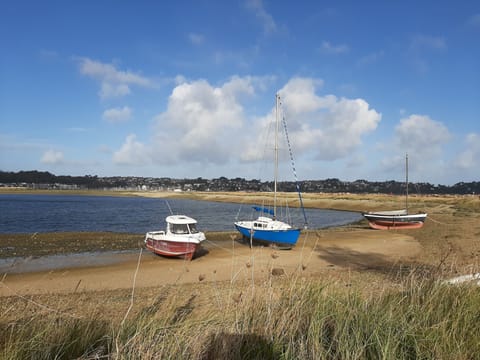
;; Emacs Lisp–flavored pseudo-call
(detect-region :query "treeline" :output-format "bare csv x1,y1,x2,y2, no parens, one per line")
0,171,143,189
1,170,479,195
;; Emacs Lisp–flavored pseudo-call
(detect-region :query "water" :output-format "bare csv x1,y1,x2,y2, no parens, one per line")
0,194,362,234
0,194,363,273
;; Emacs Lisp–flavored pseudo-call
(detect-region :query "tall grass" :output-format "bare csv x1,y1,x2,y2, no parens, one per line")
2,274,480,359
0,315,111,359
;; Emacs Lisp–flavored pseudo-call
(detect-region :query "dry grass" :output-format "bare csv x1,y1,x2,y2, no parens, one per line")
2,271,480,359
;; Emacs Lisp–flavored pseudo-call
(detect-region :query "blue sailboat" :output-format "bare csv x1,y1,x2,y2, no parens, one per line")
234,94,307,249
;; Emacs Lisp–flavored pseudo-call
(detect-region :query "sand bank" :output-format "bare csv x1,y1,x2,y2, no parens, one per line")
1,229,420,296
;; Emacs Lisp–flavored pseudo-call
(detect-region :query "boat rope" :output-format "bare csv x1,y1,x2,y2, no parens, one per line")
425,215,457,226
204,239,235,254
406,183,456,227
234,204,243,221
165,200,174,215
280,101,308,229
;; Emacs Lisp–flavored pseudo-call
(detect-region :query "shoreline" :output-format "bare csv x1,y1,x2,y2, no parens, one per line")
1,190,479,298
1,228,423,297
1,186,468,212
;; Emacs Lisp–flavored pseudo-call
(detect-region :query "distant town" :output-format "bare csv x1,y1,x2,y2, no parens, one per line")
0,170,478,195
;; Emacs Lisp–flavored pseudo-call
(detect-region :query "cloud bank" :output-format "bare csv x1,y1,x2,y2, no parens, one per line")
112,77,382,175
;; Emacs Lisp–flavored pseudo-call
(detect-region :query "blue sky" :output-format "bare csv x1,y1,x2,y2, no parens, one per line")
1,1,479,185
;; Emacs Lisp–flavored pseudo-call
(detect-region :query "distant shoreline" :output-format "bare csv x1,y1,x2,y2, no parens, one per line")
0,187,138,197
0,186,472,213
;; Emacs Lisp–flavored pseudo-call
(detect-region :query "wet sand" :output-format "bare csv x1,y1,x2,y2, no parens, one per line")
0,229,421,296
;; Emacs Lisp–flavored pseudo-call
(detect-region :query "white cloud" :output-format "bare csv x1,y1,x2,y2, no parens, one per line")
41,149,64,164
245,0,277,34
394,114,450,158
379,114,451,179
109,77,258,168
111,76,381,173
102,106,132,123
152,77,250,164
242,77,381,162
77,57,152,99
174,75,188,85
455,133,480,169
113,134,149,165
279,77,325,113
320,41,349,54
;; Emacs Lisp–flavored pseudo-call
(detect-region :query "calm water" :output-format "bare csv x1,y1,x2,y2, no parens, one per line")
0,194,362,234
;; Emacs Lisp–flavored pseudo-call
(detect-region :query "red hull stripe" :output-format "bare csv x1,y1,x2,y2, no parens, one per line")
145,239,198,259
367,221,425,230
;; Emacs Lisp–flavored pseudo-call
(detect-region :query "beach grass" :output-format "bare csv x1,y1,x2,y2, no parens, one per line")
2,273,480,359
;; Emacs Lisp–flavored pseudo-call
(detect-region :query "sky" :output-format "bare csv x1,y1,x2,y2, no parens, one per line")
1,1,479,185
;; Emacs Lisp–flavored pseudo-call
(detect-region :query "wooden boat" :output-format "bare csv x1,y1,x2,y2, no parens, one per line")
234,93,307,249
145,215,205,260
363,154,427,230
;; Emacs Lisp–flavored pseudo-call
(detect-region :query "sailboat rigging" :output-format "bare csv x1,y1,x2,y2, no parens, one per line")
234,93,307,249
362,154,427,230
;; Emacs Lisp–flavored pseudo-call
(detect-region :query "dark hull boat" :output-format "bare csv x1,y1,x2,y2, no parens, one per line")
363,154,427,230
363,210,427,230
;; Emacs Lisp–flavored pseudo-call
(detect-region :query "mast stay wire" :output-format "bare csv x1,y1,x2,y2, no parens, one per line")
278,96,308,229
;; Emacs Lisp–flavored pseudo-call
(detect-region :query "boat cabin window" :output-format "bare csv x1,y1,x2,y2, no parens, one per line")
253,222,267,229
188,223,199,233
170,223,189,234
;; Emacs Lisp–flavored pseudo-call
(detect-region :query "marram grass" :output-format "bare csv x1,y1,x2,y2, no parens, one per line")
2,277,480,359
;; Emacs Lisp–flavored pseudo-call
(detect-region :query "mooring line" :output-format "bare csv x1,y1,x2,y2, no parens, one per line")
426,216,457,226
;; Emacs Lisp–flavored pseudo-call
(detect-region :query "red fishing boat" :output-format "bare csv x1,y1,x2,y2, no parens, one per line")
145,215,206,260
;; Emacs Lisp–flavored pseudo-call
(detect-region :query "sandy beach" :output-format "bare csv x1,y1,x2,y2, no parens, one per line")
2,191,479,300
0,228,422,297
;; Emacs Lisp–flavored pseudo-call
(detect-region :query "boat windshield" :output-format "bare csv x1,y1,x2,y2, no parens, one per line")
188,223,199,233
170,223,190,234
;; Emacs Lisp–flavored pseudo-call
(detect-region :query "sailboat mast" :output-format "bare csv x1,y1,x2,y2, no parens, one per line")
405,153,409,213
273,93,280,219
